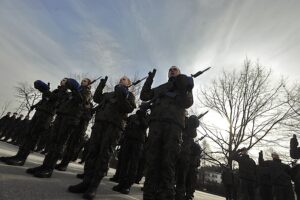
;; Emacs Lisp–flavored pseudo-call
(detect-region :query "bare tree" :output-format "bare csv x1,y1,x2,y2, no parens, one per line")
14,82,42,116
283,84,300,130
198,59,294,168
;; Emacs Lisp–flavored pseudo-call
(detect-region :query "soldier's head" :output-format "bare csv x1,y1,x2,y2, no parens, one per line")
168,66,181,78
60,78,68,86
119,76,131,87
184,115,199,138
13,112,17,116
81,78,92,87
240,147,248,155
6,112,11,116
271,152,279,160
19,114,24,119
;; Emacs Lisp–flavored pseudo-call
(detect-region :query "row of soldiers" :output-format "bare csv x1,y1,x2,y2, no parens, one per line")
0,111,89,166
0,112,30,145
0,66,204,200
221,136,300,200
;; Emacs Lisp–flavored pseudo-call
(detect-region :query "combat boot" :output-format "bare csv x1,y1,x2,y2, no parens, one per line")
82,187,97,200
109,176,119,183
33,168,53,178
55,163,67,171
112,185,130,194
68,182,89,193
0,155,17,163
26,166,45,174
5,157,25,166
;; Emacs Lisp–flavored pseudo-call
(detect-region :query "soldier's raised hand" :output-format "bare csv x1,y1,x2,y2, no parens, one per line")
100,76,108,86
148,69,156,79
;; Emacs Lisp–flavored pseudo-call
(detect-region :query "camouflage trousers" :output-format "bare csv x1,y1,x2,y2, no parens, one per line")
83,121,121,189
143,121,182,200
16,111,53,160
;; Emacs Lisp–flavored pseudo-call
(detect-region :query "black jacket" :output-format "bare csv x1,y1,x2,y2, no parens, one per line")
140,77,193,128
232,153,257,182
0,114,11,130
35,86,69,116
259,157,292,186
57,86,92,120
93,83,136,130
123,113,148,143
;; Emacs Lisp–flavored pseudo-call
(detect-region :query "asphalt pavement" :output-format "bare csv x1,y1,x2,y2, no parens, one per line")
0,141,224,200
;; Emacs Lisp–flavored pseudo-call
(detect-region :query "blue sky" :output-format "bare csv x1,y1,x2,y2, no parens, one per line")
1,0,300,108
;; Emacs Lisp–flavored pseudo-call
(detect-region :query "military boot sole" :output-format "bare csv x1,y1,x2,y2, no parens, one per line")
33,170,53,178
26,166,44,174
55,166,67,171
5,159,25,166
68,183,89,193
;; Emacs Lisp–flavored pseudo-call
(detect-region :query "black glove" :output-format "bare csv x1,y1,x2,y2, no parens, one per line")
136,109,146,118
99,76,108,88
139,102,150,112
148,69,156,80
114,84,129,98
187,115,200,129
174,74,194,92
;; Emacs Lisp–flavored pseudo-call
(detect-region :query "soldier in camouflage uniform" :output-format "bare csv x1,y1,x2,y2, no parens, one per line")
0,79,68,166
0,112,17,141
112,108,148,194
8,114,24,144
175,115,199,200
0,112,11,137
68,76,136,200
27,78,92,178
14,115,31,146
141,66,194,200
55,102,93,171
185,141,202,200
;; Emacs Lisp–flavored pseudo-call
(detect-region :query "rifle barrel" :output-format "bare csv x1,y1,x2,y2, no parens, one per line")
131,76,148,87
191,67,211,78
197,111,209,119
90,76,102,85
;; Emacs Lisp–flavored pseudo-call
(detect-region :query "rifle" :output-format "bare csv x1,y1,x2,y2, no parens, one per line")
195,134,208,143
191,67,211,78
142,67,211,110
129,69,157,88
198,111,209,119
89,76,102,86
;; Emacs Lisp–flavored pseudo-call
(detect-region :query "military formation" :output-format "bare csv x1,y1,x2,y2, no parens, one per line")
0,66,205,200
219,139,300,200
2,66,300,200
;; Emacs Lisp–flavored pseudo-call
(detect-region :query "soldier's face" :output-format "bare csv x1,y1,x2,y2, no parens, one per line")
81,78,90,86
119,76,130,87
168,66,180,78
61,78,68,86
